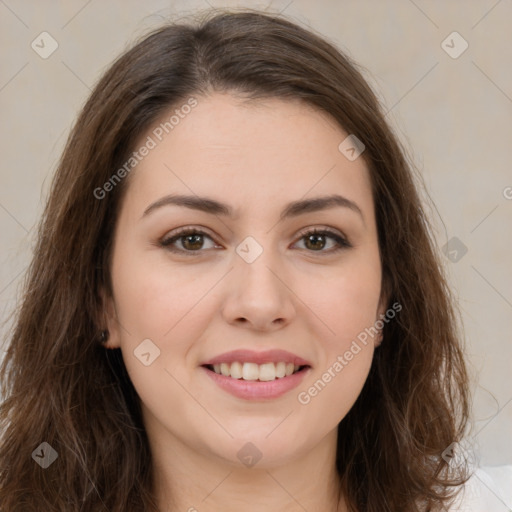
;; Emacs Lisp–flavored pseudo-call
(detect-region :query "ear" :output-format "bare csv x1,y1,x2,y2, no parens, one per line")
375,279,391,347
376,292,389,319
98,287,122,349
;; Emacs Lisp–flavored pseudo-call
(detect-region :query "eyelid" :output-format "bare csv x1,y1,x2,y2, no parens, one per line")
159,226,220,253
295,225,349,242
158,225,352,254
293,226,352,251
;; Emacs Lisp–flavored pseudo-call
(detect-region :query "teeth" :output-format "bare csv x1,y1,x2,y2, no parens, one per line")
275,361,286,378
242,362,260,380
230,361,243,379
220,363,230,377
258,363,276,381
210,361,304,381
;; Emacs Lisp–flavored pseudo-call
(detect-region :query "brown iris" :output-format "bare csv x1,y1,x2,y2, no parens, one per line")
304,233,326,251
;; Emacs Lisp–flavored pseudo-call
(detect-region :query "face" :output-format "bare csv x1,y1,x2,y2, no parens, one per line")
104,92,387,469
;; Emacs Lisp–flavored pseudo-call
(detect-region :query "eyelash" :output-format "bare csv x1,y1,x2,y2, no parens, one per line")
158,226,352,256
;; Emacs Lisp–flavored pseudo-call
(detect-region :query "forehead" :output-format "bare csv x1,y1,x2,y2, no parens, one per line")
122,92,374,222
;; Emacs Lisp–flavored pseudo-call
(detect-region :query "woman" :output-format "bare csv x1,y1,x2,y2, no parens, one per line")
0,8,471,511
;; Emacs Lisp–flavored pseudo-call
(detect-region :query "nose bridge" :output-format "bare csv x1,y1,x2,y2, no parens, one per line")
222,233,295,329
235,234,283,298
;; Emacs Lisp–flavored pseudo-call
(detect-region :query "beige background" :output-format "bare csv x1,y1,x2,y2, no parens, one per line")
1,0,511,468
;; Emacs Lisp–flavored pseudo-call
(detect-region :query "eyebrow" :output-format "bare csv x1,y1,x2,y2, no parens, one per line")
141,193,365,224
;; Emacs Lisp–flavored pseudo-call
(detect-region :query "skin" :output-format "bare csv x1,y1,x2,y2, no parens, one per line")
103,92,387,512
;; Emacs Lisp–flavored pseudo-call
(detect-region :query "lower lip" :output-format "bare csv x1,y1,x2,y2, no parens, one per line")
200,366,311,400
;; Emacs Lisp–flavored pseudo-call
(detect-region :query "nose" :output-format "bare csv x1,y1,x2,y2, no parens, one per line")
221,248,296,332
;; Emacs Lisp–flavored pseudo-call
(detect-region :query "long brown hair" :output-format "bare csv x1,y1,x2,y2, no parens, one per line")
0,8,471,511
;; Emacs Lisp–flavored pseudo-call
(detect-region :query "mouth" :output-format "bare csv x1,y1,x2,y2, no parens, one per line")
201,362,311,382
200,362,312,400
199,349,312,399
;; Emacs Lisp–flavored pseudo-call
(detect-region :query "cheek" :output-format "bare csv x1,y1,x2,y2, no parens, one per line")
298,248,383,345
296,342,373,436
111,248,215,341
111,255,207,431
108,251,205,397
330,275,382,344
292,252,381,423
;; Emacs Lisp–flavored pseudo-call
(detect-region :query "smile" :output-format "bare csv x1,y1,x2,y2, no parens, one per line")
204,361,307,381
201,363,311,400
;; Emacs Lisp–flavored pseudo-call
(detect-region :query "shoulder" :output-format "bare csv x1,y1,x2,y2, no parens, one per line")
446,466,512,511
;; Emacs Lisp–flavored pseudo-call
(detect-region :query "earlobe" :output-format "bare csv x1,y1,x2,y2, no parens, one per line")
98,288,121,349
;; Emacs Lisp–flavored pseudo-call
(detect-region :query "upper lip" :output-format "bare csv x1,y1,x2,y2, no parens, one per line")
201,349,312,367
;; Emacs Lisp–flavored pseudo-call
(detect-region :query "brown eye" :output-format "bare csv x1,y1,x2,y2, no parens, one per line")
304,233,327,251
294,228,352,253
160,228,218,254
159,226,352,256
180,233,205,251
